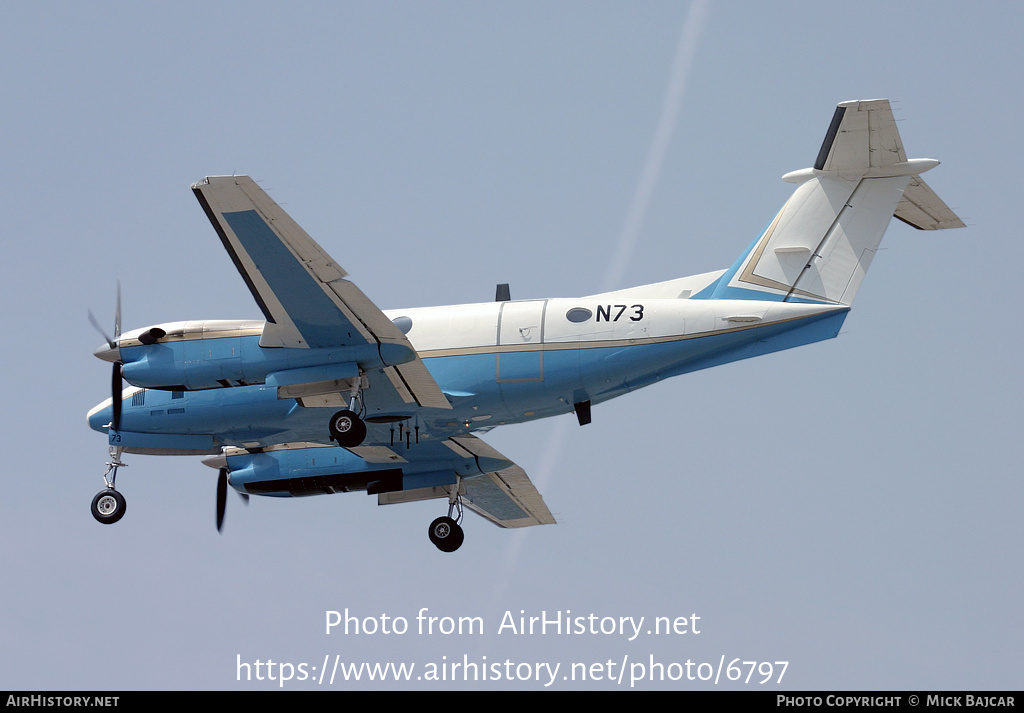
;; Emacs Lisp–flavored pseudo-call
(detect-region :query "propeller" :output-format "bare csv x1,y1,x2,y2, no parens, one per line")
216,467,228,532
89,283,123,432
216,467,249,533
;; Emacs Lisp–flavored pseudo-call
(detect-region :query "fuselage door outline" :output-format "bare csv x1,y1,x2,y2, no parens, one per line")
496,299,546,383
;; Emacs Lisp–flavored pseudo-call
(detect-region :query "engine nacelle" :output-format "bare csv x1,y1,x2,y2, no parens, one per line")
113,320,413,391
219,446,458,498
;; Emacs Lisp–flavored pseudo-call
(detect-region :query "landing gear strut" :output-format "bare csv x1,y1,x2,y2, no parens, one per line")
91,446,127,524
428,486,465,552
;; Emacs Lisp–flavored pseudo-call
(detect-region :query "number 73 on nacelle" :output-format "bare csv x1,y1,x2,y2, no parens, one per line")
87,99,963,552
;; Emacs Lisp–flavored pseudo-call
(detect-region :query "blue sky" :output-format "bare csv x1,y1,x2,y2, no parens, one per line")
1,1,1020,690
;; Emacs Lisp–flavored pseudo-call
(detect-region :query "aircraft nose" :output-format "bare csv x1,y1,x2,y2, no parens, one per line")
93,342,121,363
87,399,113,433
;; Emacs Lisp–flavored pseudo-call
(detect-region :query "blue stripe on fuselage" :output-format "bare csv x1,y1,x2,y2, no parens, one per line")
689,220,833,304
691,228,767,300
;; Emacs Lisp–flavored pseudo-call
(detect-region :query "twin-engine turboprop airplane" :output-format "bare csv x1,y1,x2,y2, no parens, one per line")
87,99,963,551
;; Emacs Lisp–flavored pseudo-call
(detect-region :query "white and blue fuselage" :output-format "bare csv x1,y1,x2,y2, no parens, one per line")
88,296,847,450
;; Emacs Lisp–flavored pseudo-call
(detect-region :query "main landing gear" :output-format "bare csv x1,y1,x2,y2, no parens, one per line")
328,409,366,447
91,446,127,524
428,487,465,553
329,372,368,447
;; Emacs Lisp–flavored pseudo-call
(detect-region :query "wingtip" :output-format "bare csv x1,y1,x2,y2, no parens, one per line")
191,175,253,190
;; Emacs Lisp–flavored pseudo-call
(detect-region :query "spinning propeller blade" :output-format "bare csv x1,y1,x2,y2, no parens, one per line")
88,310,116,350
90,283,124,432
114,281,121,348
216,468,228,532
111,363,122,432
216,469,248,532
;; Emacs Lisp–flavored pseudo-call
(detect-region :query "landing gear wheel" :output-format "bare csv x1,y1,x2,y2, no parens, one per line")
91,489,126,525
428,516,464,552
329,409,366,447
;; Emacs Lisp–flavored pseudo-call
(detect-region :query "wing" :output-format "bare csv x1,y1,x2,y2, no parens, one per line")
377,435,556,528
192,175,450,410
216,435,556,529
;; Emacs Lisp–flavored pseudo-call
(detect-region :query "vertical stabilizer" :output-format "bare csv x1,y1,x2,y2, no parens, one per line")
697,100,962,306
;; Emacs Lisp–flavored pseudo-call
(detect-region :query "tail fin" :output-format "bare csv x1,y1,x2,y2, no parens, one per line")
698,99,963,306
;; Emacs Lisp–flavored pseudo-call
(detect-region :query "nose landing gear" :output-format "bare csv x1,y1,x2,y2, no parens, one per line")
91,446,127,525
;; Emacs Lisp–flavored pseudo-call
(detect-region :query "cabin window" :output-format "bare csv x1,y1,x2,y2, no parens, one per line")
565,308,592,323
172,391,184,399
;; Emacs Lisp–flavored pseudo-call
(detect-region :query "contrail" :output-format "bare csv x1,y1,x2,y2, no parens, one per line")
535,0,709,495
602,0,709,292
489,0,709,607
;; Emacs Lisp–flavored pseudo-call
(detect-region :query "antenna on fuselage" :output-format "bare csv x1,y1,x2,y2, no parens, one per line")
495,283,511,302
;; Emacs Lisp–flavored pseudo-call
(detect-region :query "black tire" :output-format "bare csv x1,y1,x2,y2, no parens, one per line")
428,516,464,552
91,489,126,525
329,409,366,447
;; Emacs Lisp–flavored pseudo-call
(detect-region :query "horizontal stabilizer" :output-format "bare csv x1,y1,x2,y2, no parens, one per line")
895,175,966,230
815,99,905,173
